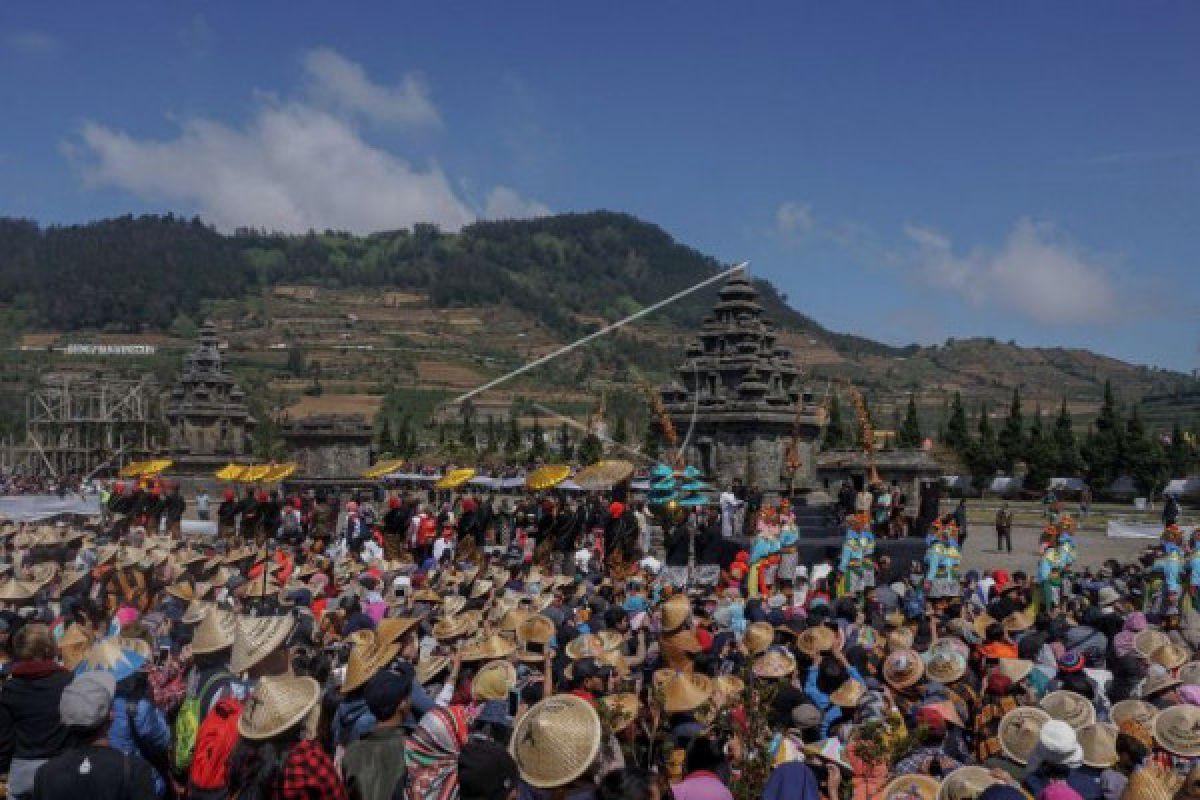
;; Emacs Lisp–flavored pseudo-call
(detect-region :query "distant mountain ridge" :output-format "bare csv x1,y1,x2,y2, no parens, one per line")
0,211,1194,430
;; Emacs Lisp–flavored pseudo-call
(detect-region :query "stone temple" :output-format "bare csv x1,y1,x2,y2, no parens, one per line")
660,272,825,497
166,322,255,473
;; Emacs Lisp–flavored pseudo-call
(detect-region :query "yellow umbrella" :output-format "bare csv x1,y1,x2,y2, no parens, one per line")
119,459,173,478
362,458,407,479
435,468,476,490
118,460,147,478
214,464,246,481
526,465,572,491
260,463,298,482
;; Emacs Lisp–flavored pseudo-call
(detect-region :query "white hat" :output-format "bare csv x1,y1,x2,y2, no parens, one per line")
1028,719,1084,771
811,563,833,584
794,565,809,580
639,557,662,575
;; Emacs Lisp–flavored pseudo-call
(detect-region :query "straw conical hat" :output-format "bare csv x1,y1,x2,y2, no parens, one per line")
510,694,602,789
994,658,1034,684
1078,722,1118,768
416,655,451,686
1135,629,1170,659
565,634,606,661
1152,642,1191,670
1154,705,1200,757
1112,699,1158,729
598,692,639,730
829,679,867,709
925,650,967,684
1040,689,1097,729
166,582,195,603
1122,765,1182,800
238,675,320,741
658,671,713,714
596,630,623,654
442,596,467,617
432,614,472,641
795,625,836,659
460,634,516,663
59,625,94,671
743,622,775,657
883,775,940,800
342,633,400,694
883,648,925,689
231,615,295,674
661,595,691,634
499,608,533,633
191,607,237,655
181,599,211,626
0,579,41,603
714,675,744,706
753,648,797,679
516,614,556,662
375,616,420,645
26,562,58,586
998,706,1051,765
472,660,517,701
573,460,634,491
936,766,1000,800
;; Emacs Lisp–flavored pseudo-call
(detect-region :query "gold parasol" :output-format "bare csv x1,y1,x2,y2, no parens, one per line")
362,458,407,479
213,463,299,483
214,463,246,481
526,465,571,491
573,460,634,491
436,468,476,490
118,459,173,478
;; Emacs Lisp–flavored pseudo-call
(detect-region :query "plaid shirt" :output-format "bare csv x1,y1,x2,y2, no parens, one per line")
277,739,348,800
973,694,1019,762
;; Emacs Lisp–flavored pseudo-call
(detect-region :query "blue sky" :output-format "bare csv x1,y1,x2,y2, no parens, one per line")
1,3,1197,371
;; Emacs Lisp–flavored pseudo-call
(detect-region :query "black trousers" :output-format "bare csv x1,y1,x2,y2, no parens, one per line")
996,527,1012,553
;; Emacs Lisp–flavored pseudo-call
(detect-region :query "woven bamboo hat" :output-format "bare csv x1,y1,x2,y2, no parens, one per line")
59,625,94,671
472,660,517,701
191,607,237,655
1142,672,1183,699
1122,765,1183,800
925,650,968,685
1003,610,1034,634
1135,630,1171,660
994,658,1034,684
565,634,606,661
510,694,602,789
598,692,639,730
753,648,797,679
342,633,400,694
57,568,88,596
1078,722,1119,768
883,648,925,689
883,775,941,800
661,594,692,634
460,634,516,663
238,675,320,741
796,625,836,659
442,596,467,617
596,630,623,654
1152,642,1191,670
743,622,775,657
714,675,745,706
231,615,295,674
998,706,1051,765
887,628,916,652
516,614,556,662
936,766,1001,800
499,608,533,634
657,671,713,714
829,679,867,709
412,588,442,604
0,579,40,603
416,655,451,686
181,599,210,626
432,614,472,641
1111,699,1158,729
1040,690,1097,729
1154,706,1200,757
166,582,195,603
375,616,420,646
27,562,58,586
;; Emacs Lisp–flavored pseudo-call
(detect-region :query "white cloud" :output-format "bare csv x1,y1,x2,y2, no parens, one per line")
303,47,440,129
905,217,1119,324
75,103,474,233
775,201,815,238
3,31,60,55
483,186,550,220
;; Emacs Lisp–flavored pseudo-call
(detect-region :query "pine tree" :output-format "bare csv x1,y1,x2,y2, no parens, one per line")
998,387,1025,472
823,393,848,449
965,402,1000,491
1167,421,1194,478
528,416,546,460
578,433,604,465
1082,381,1126,486
897,394,922,449
1052,397,1083,476
558,422,573,461
505,415,521,454
1024,405,1056,490
944,391,970,454
1125,405,1168,496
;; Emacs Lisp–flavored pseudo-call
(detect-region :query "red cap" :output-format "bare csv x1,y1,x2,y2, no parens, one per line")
987,672,1013,695
993,569,1010,590
256,491,267,503
292,496,302,509
388,496,401,510
609,502,625,518
223,489,234,501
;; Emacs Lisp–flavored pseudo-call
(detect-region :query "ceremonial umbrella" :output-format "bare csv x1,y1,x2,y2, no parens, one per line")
362,458,407,479
118,459,174,478
573,460,635,491
526,465,571,491
436,468,476,490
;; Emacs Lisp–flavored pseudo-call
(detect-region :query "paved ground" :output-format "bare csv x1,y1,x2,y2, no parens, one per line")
957,521,1150,574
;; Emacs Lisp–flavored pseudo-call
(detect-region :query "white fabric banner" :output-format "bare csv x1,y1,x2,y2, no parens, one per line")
0,494,102,522
1106,519,1163,539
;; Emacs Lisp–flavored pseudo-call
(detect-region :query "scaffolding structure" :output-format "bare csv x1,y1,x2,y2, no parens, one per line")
20,372,160,478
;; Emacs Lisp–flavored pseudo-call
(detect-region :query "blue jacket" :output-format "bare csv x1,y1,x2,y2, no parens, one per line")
333,695,377,747
804,663,864,737
110,695,170,797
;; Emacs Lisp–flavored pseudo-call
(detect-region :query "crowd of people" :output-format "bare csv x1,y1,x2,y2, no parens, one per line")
0,474,1194,800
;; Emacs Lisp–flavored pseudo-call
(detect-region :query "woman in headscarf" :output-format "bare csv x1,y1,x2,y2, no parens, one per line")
1110,612,1147,660
404,705,471,800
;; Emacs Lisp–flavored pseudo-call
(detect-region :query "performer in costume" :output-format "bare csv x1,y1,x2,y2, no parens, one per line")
1154,525,1185,616
777,501,800,583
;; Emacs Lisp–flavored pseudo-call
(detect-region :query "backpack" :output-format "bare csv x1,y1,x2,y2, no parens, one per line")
189,695,243,793
174,673,224,773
